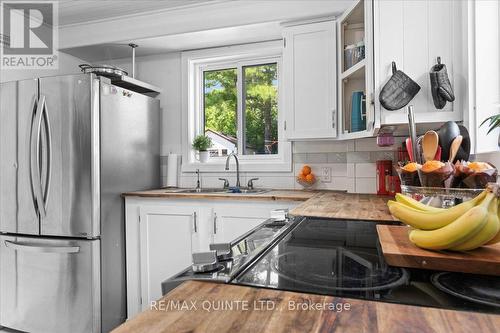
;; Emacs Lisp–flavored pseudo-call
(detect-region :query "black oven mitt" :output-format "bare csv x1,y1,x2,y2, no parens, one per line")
429,61,455,109
379,62,421,110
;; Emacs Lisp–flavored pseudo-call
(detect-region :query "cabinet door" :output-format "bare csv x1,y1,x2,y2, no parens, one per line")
283,20,337,139
374,0,465,125
139,206,198,309
471,0,500,154
212,202,296,243
337,0,376,140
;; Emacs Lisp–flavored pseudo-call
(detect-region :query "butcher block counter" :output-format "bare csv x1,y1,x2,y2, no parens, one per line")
290,192,395,221
122,189,395,221
122,189,316,202
112,281,500,333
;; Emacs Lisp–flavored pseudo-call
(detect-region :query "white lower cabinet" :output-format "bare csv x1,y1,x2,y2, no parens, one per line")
212,202,292,243
125,197,298,319
139,205,199,311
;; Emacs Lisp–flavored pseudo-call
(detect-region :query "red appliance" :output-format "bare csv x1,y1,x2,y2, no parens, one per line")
376,160,394,195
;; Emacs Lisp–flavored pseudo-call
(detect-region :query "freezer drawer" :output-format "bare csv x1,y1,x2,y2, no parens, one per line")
0,235,100,333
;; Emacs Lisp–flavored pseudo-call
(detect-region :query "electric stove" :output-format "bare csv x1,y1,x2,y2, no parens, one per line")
161,218,293,295
232,217,500,314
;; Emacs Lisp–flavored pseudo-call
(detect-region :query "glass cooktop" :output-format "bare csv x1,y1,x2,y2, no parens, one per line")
232,217,500,314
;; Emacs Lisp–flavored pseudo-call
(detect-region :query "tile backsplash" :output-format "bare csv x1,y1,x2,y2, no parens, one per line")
161,137,406,194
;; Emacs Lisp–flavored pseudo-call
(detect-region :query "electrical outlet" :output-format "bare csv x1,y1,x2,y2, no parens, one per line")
320,167,331,183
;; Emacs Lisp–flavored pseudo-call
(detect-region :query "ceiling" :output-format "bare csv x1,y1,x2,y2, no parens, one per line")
57,0,217,26
62,22,282,62
58,0,355,61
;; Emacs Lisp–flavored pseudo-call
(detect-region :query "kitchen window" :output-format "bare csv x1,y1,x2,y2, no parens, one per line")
203,62,279,156
182,42,291,172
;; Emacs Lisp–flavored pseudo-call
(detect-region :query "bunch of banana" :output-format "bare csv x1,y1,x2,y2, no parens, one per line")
387,184,500,251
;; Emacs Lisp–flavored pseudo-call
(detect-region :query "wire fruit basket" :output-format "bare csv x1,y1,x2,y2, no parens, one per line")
400,185,484,208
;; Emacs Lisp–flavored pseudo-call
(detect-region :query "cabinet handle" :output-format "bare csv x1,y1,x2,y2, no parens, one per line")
331,109,336,129
193,212,197,233
213,213,217,234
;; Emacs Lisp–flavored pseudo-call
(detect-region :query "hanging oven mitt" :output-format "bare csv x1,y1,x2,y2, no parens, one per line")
429,58,455,109
379,62,421,110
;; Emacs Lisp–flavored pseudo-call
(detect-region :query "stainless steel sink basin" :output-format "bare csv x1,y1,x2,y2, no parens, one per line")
177,188,227,194
177,188,270,194
237,188,270,194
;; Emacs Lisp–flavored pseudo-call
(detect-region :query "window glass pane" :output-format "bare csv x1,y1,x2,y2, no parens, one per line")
203,68,237,157
243,63,278,155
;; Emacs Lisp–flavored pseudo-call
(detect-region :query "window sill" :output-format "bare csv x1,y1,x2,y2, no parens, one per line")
181,158,292,173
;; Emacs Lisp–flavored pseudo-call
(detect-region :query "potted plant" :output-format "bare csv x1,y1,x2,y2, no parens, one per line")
480,113,500,147
192,134,212,163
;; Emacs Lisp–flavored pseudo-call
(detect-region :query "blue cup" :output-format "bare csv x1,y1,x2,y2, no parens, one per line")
351,91,366,132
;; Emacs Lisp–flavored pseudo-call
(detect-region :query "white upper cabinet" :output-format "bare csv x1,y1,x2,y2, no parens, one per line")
373,0,466,125
337,0,375,140
468,0,500,154
283,20,337,140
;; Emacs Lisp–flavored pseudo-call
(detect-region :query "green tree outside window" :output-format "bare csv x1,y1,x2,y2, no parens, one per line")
203,63,278,155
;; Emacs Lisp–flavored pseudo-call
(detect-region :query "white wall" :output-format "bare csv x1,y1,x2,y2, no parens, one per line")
0,52,83,83
120,50,499,193
111,53,183,156
476,152,500,170
109,52,403,193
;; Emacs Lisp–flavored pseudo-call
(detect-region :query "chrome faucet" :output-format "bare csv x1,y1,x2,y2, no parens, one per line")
225,152,241,188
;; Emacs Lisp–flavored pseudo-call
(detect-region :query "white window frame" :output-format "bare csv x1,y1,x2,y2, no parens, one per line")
181,41,292,173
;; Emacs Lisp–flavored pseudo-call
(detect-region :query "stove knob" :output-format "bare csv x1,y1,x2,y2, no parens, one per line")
192,251,219,273
209,243,232,261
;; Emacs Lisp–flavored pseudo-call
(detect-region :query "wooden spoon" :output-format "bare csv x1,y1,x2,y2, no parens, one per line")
449,135,463,163
422,130,439,162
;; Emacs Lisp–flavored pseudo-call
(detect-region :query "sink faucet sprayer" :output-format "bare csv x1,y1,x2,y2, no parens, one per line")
195,169,201,192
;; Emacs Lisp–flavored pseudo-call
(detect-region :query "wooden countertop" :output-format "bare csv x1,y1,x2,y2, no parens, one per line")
290,192,396,221
122,189,316,202
123,189,396,221
112,281,500,333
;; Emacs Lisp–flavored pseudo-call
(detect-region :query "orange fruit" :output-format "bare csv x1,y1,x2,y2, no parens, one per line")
305,174,315,183
301,165,311,176
298,173,307,181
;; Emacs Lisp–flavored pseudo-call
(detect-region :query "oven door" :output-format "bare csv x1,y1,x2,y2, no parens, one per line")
0,235,100,333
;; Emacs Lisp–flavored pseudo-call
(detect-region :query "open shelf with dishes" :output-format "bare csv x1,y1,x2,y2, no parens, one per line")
337,0,374,140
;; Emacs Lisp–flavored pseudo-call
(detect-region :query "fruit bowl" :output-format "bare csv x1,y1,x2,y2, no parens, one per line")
400,185,484,209
296,177,317,189
297,165,317,189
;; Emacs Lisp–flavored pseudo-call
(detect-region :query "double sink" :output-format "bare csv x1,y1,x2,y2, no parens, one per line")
168,154,270,195
164,188,270,195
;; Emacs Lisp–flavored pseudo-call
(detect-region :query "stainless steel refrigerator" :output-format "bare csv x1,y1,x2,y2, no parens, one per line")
0,73,160,332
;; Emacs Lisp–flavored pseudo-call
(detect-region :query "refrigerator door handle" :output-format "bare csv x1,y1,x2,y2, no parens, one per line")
4,240,80,254
30,95,47,218
41,95,52,204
